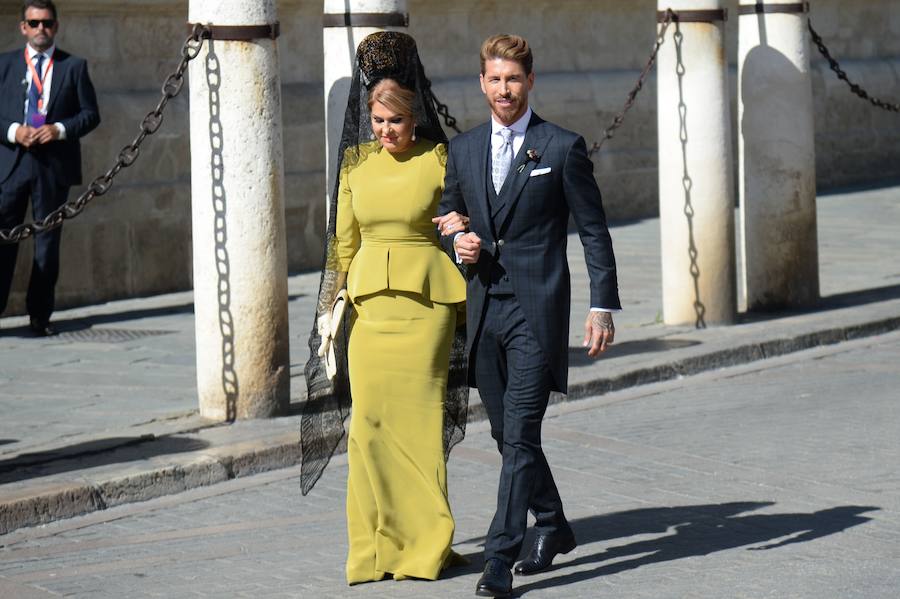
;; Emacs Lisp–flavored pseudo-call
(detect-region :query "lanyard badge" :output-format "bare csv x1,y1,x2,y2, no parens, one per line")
25,49,54,127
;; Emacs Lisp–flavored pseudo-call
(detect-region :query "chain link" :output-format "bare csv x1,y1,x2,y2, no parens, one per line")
588,9,674,159
0,24,210,245
808,19,900,113
431,92,461,134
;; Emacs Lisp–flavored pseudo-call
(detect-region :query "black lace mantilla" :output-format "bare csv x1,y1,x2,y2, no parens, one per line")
301,31,468,496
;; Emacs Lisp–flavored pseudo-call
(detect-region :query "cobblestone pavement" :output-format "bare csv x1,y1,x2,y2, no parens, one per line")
2,329,899,598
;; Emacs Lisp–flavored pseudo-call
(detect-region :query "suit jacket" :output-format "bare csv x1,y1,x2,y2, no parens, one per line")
0,47,100,187
439,112,621,392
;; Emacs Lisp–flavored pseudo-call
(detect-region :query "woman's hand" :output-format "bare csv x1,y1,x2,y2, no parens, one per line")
432,211,469,237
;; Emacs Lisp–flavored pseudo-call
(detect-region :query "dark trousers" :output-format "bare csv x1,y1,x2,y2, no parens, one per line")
475,293,573,567
0,152,69,322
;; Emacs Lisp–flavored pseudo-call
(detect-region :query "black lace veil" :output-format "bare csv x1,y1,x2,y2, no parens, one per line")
301,31,468,496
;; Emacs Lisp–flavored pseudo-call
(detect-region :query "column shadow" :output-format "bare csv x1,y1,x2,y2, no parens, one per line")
568,338,701,366
0,435,210,484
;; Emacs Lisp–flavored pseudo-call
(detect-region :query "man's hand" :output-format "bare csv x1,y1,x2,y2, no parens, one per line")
14,125,36,148
32,124,61,145
432,211,469,237
454,232,482,264
583,311,615,357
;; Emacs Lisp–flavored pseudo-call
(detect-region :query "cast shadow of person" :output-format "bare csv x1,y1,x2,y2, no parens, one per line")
512,502,877,595
445,501,770,579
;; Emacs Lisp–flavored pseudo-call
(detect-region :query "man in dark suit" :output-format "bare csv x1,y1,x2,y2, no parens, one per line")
435,34,620,597
0,0,100,335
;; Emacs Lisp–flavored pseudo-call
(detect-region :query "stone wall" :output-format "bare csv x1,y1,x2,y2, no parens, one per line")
0,0,898,313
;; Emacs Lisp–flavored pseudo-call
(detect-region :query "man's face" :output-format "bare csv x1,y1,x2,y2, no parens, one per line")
20,7,58,52
480,57,534,126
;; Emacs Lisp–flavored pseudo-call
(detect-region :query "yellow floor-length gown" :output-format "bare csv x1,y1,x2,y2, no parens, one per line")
333,139,466,584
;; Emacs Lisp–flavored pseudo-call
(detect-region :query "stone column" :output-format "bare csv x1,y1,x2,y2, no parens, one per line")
738,0,818,310
323,0,408,218
188,1,290,420
657,1,736,327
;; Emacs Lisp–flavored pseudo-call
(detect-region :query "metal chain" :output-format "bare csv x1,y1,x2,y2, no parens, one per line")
588,9,674,158
808,18,900,113
0,24,210,245
431,92,461,134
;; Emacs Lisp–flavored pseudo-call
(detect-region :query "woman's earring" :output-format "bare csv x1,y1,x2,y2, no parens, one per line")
411,126,416,142
370,132,376,140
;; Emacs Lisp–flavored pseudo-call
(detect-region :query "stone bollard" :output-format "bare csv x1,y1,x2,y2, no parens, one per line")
322,0,408,220
188,1,290,420
657,1,736,327
738,0,819,310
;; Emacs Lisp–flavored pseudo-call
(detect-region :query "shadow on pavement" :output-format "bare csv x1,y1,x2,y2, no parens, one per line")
819,284,900,309
0,303,194,339
739,284,900,324
569,338,701,366
0,435,210,484
507,502,878,595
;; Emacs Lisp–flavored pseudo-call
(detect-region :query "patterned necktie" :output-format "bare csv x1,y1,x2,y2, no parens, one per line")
492,127,515,194
26,53,45,124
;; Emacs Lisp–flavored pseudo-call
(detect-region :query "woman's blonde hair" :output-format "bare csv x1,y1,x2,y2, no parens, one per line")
367,79,416,117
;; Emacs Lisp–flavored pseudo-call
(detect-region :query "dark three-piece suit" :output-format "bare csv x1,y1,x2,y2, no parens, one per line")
439,111,621,566
0,46,100,322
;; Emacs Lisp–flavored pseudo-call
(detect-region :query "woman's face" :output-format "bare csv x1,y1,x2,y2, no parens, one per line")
370,101,415,153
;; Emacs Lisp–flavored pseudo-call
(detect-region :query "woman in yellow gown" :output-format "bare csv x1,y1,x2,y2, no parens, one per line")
302,32,469,585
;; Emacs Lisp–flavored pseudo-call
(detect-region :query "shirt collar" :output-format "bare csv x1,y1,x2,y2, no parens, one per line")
27,44,55,61
491,106,532,136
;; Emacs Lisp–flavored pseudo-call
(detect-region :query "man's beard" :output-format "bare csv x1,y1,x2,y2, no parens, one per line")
30,35,52,51
492,96,521,118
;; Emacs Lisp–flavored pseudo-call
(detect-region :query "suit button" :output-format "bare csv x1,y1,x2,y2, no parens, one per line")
491,241,497,252
497,239,505,247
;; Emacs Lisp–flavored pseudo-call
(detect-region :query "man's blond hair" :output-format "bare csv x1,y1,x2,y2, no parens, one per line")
480,34,533,75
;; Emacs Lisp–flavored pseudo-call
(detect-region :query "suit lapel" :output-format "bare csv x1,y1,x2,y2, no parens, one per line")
468,123,495,237
493,115,553,234
7,49,28,115
43,50,68,117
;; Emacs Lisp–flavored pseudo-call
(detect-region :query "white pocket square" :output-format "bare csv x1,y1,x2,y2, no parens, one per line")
530,167,552,177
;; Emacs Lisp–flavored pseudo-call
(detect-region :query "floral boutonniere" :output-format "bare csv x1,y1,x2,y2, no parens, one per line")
516,148,542,173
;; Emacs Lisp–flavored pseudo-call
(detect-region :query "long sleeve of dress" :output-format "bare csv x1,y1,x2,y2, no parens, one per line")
335,167,361,273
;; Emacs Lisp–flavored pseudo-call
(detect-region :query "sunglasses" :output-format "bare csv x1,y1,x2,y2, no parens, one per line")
25,19,56,29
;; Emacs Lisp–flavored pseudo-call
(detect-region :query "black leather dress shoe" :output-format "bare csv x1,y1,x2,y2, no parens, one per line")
475,558,512,597
514,531,577,575
28,318,57,337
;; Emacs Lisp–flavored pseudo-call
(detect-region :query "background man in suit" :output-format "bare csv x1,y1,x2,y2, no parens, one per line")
0,0,100,335
436,34,621,597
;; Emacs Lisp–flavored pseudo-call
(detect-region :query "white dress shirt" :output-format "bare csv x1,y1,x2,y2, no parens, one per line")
6,44,67,144
490,106,531,160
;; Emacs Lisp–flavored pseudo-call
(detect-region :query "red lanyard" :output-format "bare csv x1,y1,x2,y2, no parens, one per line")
24,48,54,112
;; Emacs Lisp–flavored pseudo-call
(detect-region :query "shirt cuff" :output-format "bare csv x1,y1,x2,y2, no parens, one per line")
7,123,20,144
54,122,66,140
452,232,465,264
590,307,621,313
